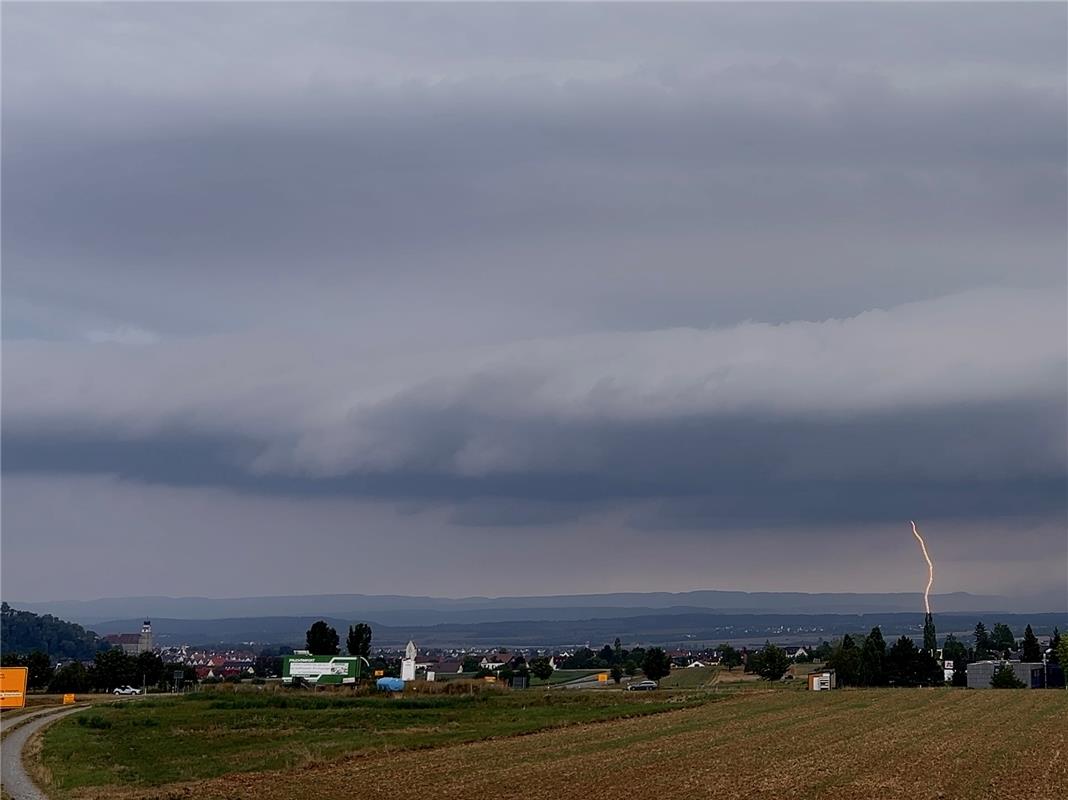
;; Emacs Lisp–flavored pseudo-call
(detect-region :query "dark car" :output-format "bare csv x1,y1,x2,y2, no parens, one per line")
626,680,658,691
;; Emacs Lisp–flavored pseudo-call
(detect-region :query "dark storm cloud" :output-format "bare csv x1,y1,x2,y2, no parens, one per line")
1,3,1065,599
4,288,1065,527
3,3,1065,340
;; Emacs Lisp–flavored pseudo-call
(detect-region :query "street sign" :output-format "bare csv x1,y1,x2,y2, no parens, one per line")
0,666,29,709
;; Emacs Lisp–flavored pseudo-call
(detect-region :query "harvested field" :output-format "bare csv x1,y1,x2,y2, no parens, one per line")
38,690,694,797
55,688,1067,800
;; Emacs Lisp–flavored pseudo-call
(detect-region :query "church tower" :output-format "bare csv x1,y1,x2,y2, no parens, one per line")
139,620,154,654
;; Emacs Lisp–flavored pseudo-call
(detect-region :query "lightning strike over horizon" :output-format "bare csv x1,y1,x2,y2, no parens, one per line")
910,520,934,615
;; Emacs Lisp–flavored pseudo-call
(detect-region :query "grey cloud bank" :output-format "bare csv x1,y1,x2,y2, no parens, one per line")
5,289,1065,485
2,3,1065,602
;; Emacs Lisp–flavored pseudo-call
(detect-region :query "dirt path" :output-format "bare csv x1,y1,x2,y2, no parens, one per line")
1,707,87,800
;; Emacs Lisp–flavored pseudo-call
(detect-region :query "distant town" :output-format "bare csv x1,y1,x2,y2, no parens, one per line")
4,603,1065,693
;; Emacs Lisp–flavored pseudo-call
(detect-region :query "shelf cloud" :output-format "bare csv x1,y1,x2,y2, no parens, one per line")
2,3,1064,600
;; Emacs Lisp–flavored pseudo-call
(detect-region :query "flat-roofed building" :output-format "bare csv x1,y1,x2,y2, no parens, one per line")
966,660,1045,689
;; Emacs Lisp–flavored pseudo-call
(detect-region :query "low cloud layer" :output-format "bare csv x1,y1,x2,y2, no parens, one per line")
5,288,1064,527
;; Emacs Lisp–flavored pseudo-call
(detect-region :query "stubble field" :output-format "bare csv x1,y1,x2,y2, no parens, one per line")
37,687,1068,800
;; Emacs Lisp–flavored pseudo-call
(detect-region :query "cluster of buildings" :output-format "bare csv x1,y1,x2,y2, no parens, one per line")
157,645,258,680
103,618,1063,691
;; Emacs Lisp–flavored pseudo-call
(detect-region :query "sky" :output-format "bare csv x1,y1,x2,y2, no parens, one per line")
2,3,1066,605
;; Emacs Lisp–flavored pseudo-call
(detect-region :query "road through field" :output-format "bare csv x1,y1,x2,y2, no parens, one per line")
69,689,1067,800
1,707,71,738
1,707,86,800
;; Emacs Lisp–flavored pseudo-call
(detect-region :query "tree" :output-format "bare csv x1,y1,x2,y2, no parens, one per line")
346,623,373,659
1056,636,1068,678
90,648,137,691
598,644,615,665
941,634,969,687
306,621,340,656
1021,625,1041,662
991,623,1016,657
623,660,638,677
990,663,1025,689
718,644,742,672
254,655,282,678
750,642,790,681
48,661,90,693
974,622,992,660
827,635,861,686
859,627,887,687
886,636,939,687
561,647,597,669
887,636,919,686
136,651,164,688
922,613,937,654
917,650,945,686
165,663,198,688
461,656,481,673
1048,628,1061,664
530,657,554,681
6,651,56,690
511,655,529,678
641,647,672,683
812,640,833,662
613,638,623,663
610,664,624,684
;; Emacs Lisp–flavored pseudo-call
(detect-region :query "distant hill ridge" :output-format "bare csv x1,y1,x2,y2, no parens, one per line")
90,611,1068,650
11,588,1064,627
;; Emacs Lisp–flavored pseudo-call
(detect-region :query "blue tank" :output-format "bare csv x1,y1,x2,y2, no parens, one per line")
376,677,405,692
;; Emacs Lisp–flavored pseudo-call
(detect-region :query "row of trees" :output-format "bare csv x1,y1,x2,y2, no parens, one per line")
971,622,1049,662
36,650,196,693
557,639,632,670
826,627,943,687
451,644,673,685
304,620,373,658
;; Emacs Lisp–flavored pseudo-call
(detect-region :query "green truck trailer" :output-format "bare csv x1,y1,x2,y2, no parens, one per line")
282,655,368,685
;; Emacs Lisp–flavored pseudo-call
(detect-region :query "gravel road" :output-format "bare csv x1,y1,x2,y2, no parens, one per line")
0,706,85,800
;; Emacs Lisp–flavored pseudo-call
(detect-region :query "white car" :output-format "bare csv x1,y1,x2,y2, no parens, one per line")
113,685,142,695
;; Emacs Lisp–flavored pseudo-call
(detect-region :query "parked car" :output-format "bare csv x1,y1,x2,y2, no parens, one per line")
626,680,658,691
113,685,142,695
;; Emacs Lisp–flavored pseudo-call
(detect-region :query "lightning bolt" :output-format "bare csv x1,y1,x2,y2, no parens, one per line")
910,520,934,615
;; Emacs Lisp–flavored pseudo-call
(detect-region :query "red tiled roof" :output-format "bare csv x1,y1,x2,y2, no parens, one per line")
105,633,141,644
